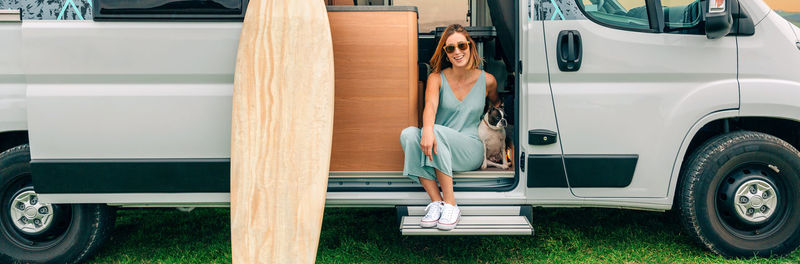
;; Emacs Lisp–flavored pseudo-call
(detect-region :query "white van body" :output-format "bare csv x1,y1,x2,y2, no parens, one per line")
14,0,797,209
1,0,800,261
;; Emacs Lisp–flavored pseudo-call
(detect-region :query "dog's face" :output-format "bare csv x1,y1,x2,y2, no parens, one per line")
486,105,507,128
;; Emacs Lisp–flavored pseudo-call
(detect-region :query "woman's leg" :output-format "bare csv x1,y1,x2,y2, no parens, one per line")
435,169,456,205
419,177,443,202
400,126,438,186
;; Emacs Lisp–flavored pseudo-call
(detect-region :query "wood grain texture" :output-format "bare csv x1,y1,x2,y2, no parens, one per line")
328,10,418,171
230,0,334,263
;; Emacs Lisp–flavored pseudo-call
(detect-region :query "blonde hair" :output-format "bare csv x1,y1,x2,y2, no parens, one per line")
429,24,482,73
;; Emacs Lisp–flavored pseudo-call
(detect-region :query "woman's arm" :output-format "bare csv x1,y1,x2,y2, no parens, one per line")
422,73,441,129
486,73,501,107
420,73,441,161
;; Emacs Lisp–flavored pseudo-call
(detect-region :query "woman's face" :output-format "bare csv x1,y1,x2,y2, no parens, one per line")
444,32,470,68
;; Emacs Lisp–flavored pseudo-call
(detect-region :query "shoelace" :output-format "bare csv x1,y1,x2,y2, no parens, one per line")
424,202,442,217
441,205,459,221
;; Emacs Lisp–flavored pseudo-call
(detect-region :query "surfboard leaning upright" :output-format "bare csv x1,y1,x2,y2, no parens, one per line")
230,0,334,263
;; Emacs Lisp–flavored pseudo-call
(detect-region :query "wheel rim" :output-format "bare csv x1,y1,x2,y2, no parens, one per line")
715,163,790,239
8,190,55,235
732,179,778,224
2,175,72,249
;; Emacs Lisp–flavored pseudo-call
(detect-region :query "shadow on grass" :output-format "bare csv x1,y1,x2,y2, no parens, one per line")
91,207,800,263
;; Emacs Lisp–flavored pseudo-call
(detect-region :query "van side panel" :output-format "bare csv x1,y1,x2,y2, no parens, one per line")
520,18,573,201
0,23,27,133
739,12,800,119
23,21,240,159
739,0,772,25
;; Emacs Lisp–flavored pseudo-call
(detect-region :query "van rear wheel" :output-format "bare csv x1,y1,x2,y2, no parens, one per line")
0,145,116,263
679,131,800,257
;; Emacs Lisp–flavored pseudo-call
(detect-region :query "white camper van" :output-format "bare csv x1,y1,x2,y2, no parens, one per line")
1,0,799,262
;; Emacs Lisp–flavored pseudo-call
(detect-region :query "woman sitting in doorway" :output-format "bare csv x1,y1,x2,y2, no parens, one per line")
400,24,501,230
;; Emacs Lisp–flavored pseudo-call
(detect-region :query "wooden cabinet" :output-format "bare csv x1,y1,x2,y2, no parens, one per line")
327,7,419,171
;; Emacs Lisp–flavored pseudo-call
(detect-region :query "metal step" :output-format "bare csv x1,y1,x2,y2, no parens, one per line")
397,205,534,236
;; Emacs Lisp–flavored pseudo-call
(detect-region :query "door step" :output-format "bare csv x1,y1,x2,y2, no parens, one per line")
397,205,534,236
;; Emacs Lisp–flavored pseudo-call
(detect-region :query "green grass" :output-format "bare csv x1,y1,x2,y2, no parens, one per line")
793,22,800,28
89,207,800,263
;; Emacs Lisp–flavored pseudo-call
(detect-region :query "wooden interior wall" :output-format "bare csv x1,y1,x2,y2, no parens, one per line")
328,10,419,171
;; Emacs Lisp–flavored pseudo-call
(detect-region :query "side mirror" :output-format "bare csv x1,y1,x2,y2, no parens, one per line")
705,0,733,39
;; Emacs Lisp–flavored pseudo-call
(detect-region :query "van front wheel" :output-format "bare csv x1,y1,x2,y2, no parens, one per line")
679,131,800,257
0,145,116,263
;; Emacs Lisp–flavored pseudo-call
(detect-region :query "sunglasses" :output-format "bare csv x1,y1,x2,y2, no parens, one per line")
444,41,470,54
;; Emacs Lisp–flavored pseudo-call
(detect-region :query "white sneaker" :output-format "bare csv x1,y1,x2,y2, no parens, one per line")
420,201,444,228
437,203,461,230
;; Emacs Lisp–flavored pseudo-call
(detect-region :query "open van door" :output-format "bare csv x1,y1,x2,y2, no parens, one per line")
536,0,738,198
516,0,574,204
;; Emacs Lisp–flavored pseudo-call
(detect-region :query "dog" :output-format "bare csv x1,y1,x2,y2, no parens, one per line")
478,104,509,170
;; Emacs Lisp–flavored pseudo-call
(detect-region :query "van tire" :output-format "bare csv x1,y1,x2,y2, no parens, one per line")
679,131,800,257
0,145,116,263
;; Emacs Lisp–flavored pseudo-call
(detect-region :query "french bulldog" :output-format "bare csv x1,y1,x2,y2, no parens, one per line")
478,104,509,169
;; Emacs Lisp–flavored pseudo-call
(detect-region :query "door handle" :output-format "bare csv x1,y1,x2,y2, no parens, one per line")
529,129,558,145
556,30,582,72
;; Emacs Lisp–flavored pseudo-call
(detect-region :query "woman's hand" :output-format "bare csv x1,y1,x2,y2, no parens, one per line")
420,127,437,161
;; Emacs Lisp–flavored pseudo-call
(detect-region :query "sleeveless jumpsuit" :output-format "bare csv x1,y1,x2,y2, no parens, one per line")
400,71,486,183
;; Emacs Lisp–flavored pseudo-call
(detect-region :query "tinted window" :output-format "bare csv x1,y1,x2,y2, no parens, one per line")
94,0,246,20
578,0,650,30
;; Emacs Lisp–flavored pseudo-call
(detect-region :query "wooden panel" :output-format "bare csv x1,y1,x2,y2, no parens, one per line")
328,10,418,171
231,0,334,263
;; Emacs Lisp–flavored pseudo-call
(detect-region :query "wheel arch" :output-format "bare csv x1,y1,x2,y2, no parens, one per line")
668,112,800,209
0,131,29,154
0,144,116,263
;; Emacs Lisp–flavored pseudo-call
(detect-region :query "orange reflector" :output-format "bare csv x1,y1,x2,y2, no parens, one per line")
710,0,725,13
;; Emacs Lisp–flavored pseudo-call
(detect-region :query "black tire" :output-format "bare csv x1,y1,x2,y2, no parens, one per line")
0,145,116,263
679,131,800,257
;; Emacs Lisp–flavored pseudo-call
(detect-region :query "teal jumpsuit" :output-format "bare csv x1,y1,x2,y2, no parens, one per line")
400,71,486,183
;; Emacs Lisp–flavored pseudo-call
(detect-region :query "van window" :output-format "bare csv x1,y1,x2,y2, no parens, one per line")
578,0,650,31
94,0,247,20
662,0,702,31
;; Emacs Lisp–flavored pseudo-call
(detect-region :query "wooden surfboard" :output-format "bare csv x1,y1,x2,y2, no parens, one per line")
230,0,335,263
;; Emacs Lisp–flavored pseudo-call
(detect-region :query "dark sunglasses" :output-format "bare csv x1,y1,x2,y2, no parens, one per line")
444,41,470,54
